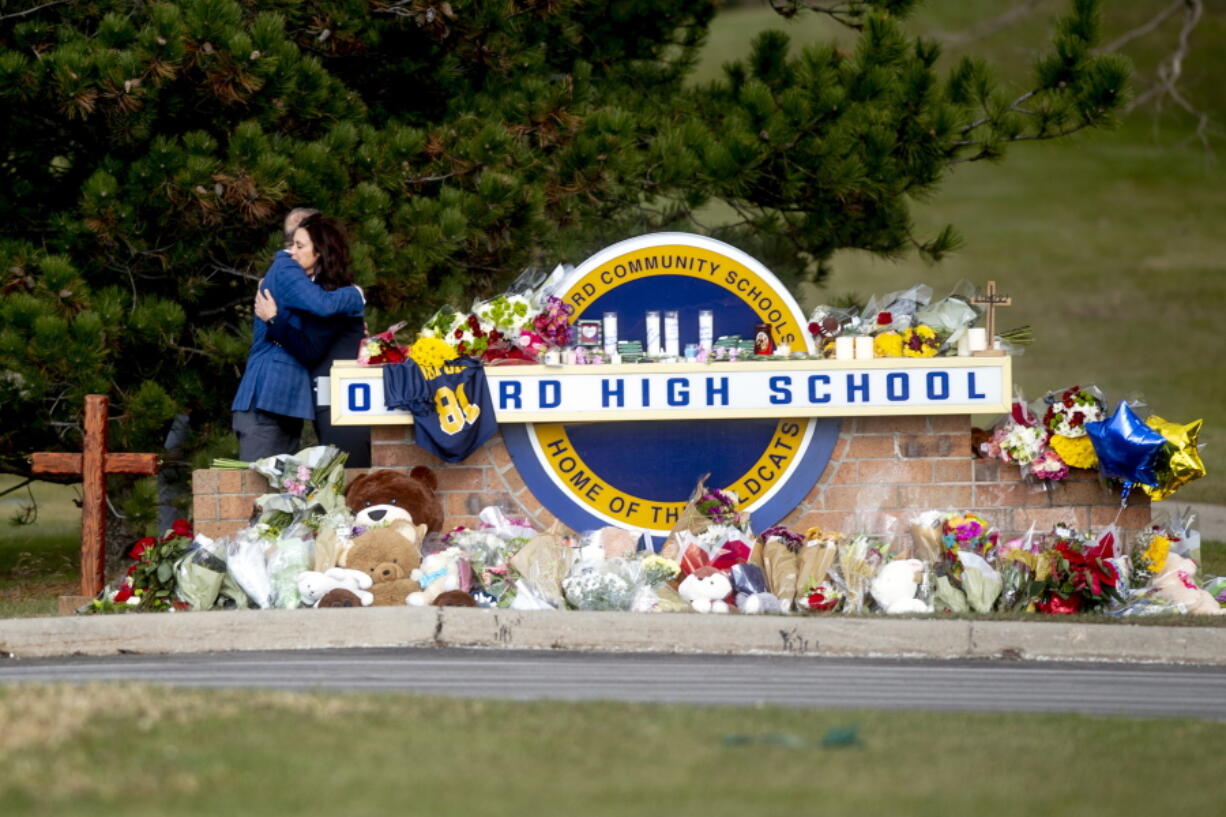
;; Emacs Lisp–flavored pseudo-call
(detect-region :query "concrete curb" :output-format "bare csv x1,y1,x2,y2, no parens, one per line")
2,608,1225,665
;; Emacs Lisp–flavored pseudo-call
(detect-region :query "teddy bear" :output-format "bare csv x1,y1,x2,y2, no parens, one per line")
1152,554,1225,615
870,558,934,615
297,567,374,607
406,546,469,607
341,519,427,605
678,566,732,614
345,466,445,533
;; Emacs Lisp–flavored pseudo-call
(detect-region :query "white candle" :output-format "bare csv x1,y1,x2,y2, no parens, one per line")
664,310,680,357
956,332,971,357
602,311,618,355
562,347,578,365
967,327,988,352
698,310,714,352
834,336,855,360
854,336,874,359
645,311,662,356
544,349,561,366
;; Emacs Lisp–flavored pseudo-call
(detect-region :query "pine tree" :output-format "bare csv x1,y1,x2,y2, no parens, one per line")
0,0,1127,527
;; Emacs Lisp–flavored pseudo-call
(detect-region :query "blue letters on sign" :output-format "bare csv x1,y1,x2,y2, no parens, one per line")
602,378,625,408
348,382,370,412
886,372,909,402
769,376,791,405
807,374,831,404
926,371,950,400
540,380,562,409
968,371,985,400
847,373,870,403
706,377,730,407
499,380,522,410
667,378,690,407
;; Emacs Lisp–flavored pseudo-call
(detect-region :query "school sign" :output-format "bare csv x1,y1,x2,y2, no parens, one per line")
332,233,1010,536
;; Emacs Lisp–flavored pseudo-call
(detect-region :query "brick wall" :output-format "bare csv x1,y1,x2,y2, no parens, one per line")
191,417,1150,547
776,415,1150,544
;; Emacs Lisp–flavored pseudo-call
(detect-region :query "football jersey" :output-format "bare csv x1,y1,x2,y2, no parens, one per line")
383,357,497,462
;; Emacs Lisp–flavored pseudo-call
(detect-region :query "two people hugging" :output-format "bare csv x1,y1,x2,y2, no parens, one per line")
230,208,372,466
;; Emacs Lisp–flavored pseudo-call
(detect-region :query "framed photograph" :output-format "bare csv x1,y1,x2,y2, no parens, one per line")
575,320,603,347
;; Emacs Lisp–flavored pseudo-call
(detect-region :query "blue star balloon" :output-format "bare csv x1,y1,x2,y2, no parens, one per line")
1085,402,1166,487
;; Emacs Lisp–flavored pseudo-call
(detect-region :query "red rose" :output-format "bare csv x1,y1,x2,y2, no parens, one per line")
128,537,156,560
467,314,479,329
876,311,893,326
113,584,133,603
808,321,820,336
453,327,463,339
171,519,192,538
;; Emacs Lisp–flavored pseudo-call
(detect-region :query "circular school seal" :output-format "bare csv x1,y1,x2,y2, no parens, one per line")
502,233,840,540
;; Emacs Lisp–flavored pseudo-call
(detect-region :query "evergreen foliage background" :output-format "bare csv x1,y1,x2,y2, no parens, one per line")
0,0,1128,525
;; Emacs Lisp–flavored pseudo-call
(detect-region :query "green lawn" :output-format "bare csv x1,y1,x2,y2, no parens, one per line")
0,683,1223,816
697,1,1226,503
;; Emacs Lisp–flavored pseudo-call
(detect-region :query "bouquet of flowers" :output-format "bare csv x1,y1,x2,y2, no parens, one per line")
93,519,195,612
1040,385,1105,471
991,526,1045,612
409,335,458,370
901,325,940,357
1033,525,1122,614
473,293,534,334
532,295,574,348
695,487,748,529
215,445,350,536
357,322,409,365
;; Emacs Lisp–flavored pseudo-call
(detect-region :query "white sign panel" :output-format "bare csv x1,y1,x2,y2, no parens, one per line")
331,357,1011,425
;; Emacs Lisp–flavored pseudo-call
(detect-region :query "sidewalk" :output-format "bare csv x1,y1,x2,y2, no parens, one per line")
1185,503,1226,542
2,606,1223,665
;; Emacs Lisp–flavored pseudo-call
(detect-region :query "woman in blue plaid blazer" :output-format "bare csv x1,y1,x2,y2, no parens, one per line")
231,212,365,460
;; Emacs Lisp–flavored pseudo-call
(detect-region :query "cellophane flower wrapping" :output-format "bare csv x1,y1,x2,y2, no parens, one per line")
861,283,933,334
794,529,842,613
563,557,641,611
1034,524,1122,613
226,527,273,609
357,322,409,365
173,534,229,612
992,525,1042,611
445,526,521,607
914,283,978,345
267,522,314,609
835,535,891,614
507,529,575,609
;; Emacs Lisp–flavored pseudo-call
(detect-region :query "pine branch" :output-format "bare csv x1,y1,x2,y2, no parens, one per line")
0,0,70,23
0,477,33,500
768,1,865,31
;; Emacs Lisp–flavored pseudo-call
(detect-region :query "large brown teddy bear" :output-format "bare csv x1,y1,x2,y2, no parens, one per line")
345,467,445,534
341,520,426,606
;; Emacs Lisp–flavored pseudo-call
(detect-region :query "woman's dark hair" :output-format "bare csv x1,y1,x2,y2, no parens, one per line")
298,214,353,291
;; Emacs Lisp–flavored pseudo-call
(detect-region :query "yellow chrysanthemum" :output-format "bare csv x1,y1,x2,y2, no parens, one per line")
901,325,940,358
1049,433,1098,469
1142,535,1170,574
874,331,903,357
409,336,458,369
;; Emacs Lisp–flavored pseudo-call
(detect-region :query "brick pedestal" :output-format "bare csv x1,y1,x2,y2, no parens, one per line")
192,417,1149,547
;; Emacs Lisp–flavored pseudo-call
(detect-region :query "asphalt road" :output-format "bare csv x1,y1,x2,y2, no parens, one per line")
2,647,1225,719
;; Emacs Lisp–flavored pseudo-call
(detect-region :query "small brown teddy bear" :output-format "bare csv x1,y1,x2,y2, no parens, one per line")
342,520,427,606
345,467,445,533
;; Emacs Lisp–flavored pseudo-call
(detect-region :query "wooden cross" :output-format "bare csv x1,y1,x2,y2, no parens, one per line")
971,279,1012,355
29,395,160,601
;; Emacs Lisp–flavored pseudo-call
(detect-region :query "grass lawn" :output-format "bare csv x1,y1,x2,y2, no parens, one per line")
0,476,81,617
0,683,1224,816
697,1,1226,503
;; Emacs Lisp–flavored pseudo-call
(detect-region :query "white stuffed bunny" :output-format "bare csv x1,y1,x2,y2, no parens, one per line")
297,567,374,608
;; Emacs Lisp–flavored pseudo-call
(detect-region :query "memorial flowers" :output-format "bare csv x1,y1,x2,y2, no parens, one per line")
901,325,940,357
96,520,195,612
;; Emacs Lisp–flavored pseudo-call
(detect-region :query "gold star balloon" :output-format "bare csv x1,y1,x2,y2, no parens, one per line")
1143,416,1206,501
